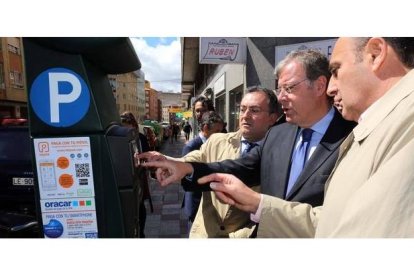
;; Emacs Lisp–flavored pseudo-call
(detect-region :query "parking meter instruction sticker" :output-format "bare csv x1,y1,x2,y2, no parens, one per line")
41,198,98,238
34,137,95,199
30,67,90,127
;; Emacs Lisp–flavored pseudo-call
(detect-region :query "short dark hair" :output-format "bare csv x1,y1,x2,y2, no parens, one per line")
200,111,224,130
193,96,215,111
245,85,282,116
385,38,414,68
355,37,414,68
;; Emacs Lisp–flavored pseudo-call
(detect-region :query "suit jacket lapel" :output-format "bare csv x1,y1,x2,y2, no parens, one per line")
275,125,298,198
286,110,349,199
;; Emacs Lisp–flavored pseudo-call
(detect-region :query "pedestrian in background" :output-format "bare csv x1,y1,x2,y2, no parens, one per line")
193,96,215,132
120,111,152,238
168,123,174,144
183,121,192,141
172,123,180,142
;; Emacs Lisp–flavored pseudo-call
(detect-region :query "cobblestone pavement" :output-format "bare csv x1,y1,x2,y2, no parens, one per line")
143,133,189,238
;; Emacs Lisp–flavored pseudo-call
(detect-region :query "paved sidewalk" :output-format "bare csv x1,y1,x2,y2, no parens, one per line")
143,133,189,238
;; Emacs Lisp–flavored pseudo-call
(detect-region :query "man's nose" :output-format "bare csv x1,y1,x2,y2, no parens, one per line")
240,110,252,119
278,93,288,103
327,80,338,97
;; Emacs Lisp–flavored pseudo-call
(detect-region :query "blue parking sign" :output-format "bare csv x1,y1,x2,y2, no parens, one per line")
30,67,90,127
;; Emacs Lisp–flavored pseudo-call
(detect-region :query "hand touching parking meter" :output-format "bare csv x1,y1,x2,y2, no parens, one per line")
139,159,194,186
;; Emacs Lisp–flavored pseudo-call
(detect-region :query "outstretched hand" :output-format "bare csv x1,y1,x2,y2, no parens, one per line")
135,151,167,163
141,160,194,186
198,173,261,214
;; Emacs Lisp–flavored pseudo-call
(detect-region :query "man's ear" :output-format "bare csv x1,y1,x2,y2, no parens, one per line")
366,37,387,71
268,112,279,126
315,75,328,96
201,124,208,133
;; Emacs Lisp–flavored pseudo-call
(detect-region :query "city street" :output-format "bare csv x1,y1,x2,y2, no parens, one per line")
143,132,188,238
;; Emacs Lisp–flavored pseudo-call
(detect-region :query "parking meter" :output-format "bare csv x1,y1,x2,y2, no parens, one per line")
23,38,142,238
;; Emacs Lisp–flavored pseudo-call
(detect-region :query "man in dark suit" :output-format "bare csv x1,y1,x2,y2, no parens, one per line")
188,108,353,206
181,111,224,233
142,49,356,228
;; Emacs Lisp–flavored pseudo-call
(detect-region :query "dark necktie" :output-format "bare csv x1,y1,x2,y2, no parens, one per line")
241,140,258,157
286,128,314,197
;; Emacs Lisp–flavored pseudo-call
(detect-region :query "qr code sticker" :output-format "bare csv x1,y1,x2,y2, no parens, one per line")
75,163,90,178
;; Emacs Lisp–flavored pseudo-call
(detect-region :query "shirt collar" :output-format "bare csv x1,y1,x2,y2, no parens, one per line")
241,136,264,147
307,106,335,135
198,132,207,144
358,99,379,123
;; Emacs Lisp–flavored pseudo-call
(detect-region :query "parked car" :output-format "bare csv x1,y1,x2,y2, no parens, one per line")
0,117,28,126
0,123,39,237
143,120,164,144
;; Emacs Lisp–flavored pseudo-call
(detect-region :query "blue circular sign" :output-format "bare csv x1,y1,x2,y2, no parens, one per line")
43,219,64,238
30,67,90,127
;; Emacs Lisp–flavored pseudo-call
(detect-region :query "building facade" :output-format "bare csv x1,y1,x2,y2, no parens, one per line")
161,106,170,123
158,91,183,123
136,70,146,120
0,37,27,118
144,80,160,121
109,71,141,120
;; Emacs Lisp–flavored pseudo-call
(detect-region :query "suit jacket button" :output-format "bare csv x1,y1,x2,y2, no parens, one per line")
220,225,225,231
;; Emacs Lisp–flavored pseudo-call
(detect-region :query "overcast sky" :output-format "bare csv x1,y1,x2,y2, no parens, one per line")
130,37,181,93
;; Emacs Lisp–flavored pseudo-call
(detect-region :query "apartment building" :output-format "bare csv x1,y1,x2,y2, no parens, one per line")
144,80,159,121
109,70,146,121
0,37,27,118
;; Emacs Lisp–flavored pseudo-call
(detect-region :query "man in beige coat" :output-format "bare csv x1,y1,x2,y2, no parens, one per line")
138,86,281,237
185,131,256,238
200,37,414,237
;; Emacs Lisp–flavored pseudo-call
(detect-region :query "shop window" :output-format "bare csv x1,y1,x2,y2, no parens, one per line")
215,92,226,120
229,89,243,132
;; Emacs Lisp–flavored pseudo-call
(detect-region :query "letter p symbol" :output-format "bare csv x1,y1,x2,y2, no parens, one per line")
49,72,81,123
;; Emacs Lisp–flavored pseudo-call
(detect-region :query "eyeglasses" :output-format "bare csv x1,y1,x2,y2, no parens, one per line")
239,106,268,115
275,78,309,96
